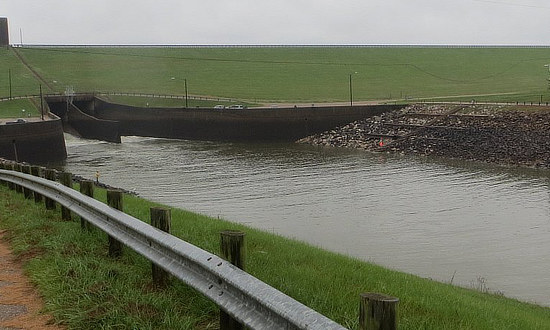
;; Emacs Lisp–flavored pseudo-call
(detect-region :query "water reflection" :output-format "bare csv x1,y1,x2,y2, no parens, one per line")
59,135,550,306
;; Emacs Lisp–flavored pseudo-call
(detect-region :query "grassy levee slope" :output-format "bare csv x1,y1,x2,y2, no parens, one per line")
0,48,44,118
0,185,549,329
0,48,44,97
7,47,550,103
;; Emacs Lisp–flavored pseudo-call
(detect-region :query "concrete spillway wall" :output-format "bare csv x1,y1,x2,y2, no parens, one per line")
46,97,121,143
1,95,401,163
45,95,404,142
92,98,404,141
67,103,121,143
0,115,67,163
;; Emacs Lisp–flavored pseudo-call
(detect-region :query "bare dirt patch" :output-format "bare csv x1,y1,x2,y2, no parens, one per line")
0,230,63,329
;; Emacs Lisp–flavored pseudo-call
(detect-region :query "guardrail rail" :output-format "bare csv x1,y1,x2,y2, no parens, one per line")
0,168,346,330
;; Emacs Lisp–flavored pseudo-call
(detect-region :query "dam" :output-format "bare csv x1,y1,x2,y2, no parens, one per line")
45,95,404,143
0,94,402,163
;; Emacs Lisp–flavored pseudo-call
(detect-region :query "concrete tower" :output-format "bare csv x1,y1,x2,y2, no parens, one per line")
0,18,8,46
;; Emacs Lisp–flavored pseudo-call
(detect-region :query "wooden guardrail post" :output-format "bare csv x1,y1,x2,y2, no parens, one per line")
0,162,6,186
6,164,15,190
59,172,72,221
107,190,123,258
30,166,43,203
22,165,32,199
359,293,399,330
14,164,23,193
79,180,94,231
220,230,246,330
150,207,171,287
44,169,56,210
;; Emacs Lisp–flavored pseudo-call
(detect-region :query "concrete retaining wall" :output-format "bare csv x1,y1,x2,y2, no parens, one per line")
93,98,403,141
45,97,121,143
67,103,121,143
0,115,67,163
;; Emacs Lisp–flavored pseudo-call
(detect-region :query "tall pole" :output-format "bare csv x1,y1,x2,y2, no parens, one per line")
40,84,44,120
184,78,188,108
349,73,353,107
8,68,11,99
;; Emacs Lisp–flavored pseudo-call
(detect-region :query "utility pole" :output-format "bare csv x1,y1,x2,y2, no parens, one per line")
545,65,550,90
349,72,357,107
349,74,353,106
184,78,189,108
40,84,44,120
8,68,11,99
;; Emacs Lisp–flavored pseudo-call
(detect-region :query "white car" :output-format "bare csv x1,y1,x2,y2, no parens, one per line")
6,118,27,125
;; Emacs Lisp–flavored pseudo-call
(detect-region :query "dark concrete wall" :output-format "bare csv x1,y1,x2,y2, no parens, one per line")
74,99,96,117
0,116,67,163
67,103,121,143
0,18,8,46
45,97,120,143
93,98,404,141
46,101,68,121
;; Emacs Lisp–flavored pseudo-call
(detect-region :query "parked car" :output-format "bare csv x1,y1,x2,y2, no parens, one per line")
228,105,245,110
5,118,27,125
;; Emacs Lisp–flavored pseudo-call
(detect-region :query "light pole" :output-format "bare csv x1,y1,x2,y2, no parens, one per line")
8,68,11,99
40,84,44,121
545,64,550,90
349,72,357,106
172,77,189,107
184,78,188,108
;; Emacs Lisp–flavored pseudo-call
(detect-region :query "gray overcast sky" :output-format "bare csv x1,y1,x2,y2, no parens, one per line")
2,0,550,45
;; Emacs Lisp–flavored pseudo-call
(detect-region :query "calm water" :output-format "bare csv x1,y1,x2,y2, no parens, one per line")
60,135,550,307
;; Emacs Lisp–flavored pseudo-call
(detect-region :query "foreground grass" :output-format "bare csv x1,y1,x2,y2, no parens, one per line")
4,47,550,103
0,185,549,329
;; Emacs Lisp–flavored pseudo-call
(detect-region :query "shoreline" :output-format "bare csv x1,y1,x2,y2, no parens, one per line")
298,103,550,169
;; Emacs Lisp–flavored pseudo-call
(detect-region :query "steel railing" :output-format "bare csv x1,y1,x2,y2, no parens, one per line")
0,92,236,103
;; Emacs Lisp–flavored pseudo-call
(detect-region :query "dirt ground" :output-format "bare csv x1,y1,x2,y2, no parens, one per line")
0,230,63,330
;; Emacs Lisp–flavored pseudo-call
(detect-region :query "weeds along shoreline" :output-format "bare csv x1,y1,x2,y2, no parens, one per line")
0,178,549,329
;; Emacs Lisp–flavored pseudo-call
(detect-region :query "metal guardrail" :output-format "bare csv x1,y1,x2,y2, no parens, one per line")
0,92,236,103
2,92,549,107
0,169,345,330
97,91,236,103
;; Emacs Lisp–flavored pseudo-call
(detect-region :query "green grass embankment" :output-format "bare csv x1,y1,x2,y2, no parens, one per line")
0,99,40,118
7,47,550,103
0,48,44,97
0,184,549,329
